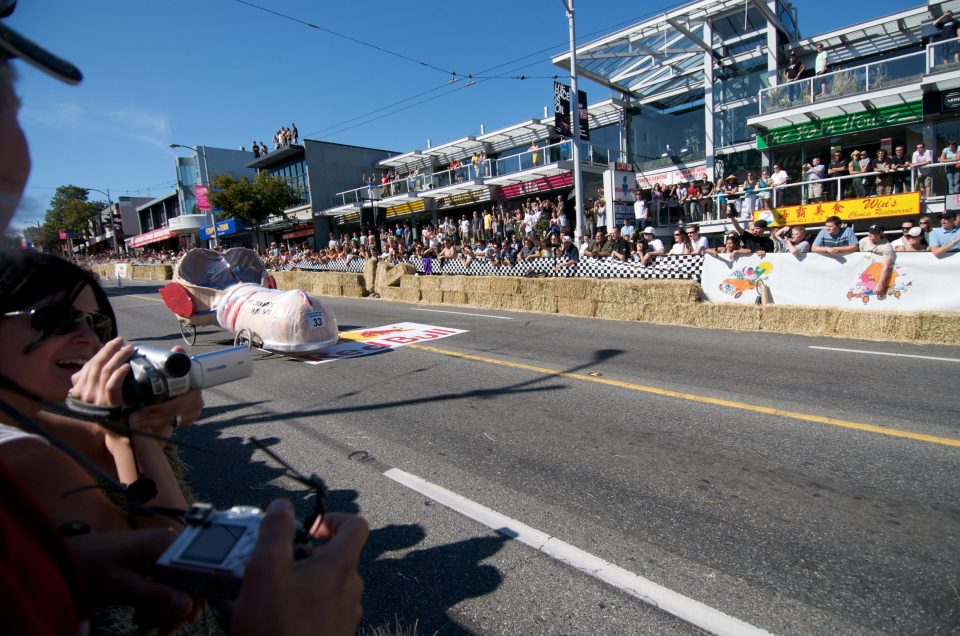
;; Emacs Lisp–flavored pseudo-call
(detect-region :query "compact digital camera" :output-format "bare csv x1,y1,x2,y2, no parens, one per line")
123,345,252,406
154,502,309,599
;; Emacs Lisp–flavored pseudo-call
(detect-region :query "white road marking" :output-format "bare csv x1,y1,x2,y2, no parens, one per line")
809,346,960,363
384,468,771,636
413,308,513,320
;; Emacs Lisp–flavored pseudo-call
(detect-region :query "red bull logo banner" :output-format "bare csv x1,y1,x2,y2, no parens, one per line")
299,322,467,365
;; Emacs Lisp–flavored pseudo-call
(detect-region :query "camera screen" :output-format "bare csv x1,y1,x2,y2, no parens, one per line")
180,523,246,564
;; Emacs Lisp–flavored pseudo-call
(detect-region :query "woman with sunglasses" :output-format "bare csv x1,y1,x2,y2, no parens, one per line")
0,250,200,532
668,228,693,254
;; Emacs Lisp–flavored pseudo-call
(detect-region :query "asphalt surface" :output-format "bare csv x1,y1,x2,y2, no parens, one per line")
108,279,960,635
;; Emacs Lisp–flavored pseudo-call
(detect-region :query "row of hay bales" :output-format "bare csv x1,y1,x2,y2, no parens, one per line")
92,264,173,280
100,260,957,344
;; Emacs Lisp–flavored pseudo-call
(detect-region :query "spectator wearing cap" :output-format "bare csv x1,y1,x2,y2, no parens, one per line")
859,224,894,259
729,215,774,255
811,216,859,255
555,235,580,272
930,210,960,256
640,227,665,266
895,226,928,252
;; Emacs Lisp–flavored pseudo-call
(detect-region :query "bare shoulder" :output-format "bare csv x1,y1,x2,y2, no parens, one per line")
0,437,129,532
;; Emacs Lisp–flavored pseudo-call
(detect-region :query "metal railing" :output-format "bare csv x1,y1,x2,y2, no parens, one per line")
758,51,925,114
928,36,960,72
332,139,627,206
646,160,960,226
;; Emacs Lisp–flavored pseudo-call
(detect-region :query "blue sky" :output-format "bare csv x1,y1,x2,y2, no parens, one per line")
8,0,913,230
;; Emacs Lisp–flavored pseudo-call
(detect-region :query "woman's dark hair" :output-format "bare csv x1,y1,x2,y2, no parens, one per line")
0,250,117,338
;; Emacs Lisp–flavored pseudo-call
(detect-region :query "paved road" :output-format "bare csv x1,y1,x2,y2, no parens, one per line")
108,280,960,635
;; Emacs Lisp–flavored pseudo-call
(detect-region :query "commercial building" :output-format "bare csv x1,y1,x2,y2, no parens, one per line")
312,1,959,241
247,139,398,249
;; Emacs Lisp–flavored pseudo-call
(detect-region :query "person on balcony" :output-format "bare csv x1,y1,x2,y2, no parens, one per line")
803,158,825,203
940,140,960,195
782,52,805,104
814,43,829,97
911,142,934,198
848,150,868,198
874,149,894,196
827,150,848,200
889,145,911,194
934,10,960,64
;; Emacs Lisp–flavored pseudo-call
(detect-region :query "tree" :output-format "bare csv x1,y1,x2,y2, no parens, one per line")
37,186,105,252
207,173,301,247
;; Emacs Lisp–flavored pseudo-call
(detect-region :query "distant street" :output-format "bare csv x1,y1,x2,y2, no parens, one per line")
111,280,960,635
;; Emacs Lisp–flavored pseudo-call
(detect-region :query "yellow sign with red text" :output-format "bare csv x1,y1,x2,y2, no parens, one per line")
755,192,921,227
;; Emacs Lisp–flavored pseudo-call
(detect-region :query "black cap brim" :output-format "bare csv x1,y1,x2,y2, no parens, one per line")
0,22,82,85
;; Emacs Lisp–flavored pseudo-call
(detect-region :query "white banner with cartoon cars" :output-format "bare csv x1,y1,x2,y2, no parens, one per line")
701,253,960,311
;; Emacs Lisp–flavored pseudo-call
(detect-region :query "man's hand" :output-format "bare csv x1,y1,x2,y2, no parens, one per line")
233,500,368,636
69,529,198,635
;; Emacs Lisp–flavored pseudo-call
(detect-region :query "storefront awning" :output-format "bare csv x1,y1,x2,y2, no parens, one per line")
129,228,176,248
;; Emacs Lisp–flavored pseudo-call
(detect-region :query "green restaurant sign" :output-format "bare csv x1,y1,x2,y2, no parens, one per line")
757,101,922,149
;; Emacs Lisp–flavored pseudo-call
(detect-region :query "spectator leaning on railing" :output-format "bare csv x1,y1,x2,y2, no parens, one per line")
772,226,810,255
811,216,859,255
930,210,960,256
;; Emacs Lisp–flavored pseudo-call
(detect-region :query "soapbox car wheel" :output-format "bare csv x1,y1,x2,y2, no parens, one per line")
234,328,264,350
178,320,197,346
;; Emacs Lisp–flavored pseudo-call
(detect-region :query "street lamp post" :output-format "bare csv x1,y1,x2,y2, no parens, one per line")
170,143,217,248
561,0,586,241
84,186,118,254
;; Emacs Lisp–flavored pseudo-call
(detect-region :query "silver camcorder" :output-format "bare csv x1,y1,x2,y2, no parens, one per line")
155,503,309,599
123,345,252,406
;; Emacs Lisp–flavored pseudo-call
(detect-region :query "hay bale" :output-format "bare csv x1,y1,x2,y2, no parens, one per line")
489,277,520,296
917,312,960,345
557,297,596,317
321,284,342,296
421,290,443,304
439,276,466,292
338,272,364,287
555,278,594,300
419,276,442,291
594,300,641,321
363,259,379,293
399,275,421,290
374,263,391,292
375,263,414,293
518,294,558,314
443,291,469,305
465,292,501,309
341,285,367,298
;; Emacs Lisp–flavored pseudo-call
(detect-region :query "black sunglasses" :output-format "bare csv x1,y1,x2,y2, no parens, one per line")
3,303,114,344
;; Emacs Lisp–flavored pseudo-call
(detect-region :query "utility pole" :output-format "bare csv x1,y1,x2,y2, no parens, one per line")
562,0,585,240
84,186,118,254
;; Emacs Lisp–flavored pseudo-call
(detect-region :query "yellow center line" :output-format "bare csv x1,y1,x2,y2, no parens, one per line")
409,344,960,449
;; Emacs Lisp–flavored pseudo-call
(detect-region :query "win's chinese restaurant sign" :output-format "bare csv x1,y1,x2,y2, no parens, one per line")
755,192,921,227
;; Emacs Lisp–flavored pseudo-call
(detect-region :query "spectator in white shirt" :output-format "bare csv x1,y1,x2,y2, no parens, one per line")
621,218,635,240
640,227,665,266
911,142,934,198
685,225,709,254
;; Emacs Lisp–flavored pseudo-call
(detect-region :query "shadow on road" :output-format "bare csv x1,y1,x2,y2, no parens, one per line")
179,408,506,635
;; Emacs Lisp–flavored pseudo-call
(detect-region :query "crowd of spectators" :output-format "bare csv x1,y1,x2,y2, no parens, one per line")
272,208,959,275
634,144,959,226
